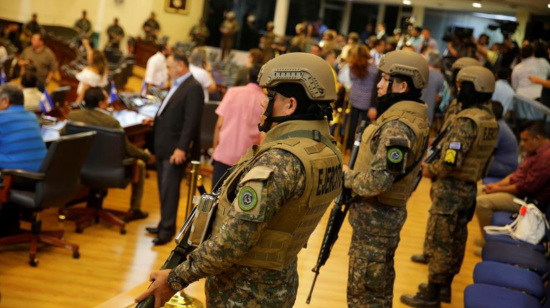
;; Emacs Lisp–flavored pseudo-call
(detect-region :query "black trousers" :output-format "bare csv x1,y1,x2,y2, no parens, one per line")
156,159,186,237
212,160,232,190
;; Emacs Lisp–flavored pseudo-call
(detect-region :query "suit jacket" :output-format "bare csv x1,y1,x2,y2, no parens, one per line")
153,75,204,160
66,108,150,162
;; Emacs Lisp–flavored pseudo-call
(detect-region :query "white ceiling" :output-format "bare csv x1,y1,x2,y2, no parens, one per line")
345,0,550,15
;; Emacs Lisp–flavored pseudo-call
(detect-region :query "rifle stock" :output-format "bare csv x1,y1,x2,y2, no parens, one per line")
306,120,367,304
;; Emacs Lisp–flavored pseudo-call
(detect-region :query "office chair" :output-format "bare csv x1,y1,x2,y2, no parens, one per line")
0,132,96,266
62,122,138,234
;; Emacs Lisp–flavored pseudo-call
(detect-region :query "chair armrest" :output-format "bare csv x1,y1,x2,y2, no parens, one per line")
123,158,137,166
1,169,45,181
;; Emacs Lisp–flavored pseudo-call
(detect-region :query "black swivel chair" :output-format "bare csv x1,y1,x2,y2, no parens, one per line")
0,132,96,266
62,122,138,234
196,101,219,160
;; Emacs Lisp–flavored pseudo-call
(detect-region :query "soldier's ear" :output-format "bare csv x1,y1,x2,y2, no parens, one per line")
286,97,298,115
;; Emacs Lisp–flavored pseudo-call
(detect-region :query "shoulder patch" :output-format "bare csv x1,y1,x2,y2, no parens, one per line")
444,149,457,166
387,148,404,164
238,186,258,211
449,142,462,150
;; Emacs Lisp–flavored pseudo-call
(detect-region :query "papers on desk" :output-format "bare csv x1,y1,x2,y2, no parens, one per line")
137,103,160,118
113,109,147,128
41,120,67,143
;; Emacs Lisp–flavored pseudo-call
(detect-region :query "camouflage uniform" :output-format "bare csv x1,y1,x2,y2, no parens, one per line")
423,104,496,283
262,30,276,63
143,18,160,42
74,18,92,38
189,24,209,46
290,33,307,52
173,120,341,308
345,113,428,307
220,19,238,58
107,24,124,49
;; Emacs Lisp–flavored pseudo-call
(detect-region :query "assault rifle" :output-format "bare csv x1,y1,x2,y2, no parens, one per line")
135,163,228,308
306,120,368,304
425,124,449,164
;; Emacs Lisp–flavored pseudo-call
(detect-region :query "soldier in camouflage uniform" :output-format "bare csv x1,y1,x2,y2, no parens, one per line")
106,18,125,49
135,53,343,308
290,23,307,52
143,12,161,42
401,66,498,308
74,10,92,39
220,11,238,60
344,50,430,308
262,21,276,63
189,19,210,46
411,57,481,267
441,57,480,124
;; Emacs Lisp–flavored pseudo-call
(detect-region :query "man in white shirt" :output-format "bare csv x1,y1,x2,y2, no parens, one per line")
144,44,169,88
512,45,550,100
188,47,216,102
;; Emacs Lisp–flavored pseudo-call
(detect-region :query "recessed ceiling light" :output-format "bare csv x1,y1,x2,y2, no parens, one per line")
403,0,412,4
473,2,482,8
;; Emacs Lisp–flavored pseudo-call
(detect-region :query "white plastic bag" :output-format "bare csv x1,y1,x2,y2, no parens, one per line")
484,198,549,245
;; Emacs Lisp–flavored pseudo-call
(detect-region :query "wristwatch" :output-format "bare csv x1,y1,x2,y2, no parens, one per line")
168,269,188,291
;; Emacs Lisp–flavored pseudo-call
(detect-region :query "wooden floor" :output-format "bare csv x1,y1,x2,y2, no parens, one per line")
0,166,483,308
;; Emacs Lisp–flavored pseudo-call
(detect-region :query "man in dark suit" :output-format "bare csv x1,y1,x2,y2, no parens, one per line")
66,87,151,221
144,51,204,245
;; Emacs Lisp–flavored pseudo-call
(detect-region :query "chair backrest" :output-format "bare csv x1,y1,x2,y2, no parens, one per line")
36,131,96,208
200,101,220,150
64,122,131,189
50,86,70,106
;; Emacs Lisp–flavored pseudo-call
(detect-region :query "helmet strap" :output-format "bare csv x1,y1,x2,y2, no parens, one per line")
258,90,276,132
259,90,333,132
378,76,424,114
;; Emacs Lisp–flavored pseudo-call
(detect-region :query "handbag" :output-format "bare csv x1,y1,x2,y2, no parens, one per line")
484,198,549,245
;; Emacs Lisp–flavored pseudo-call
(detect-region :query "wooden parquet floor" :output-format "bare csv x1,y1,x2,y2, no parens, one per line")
0,168,483,308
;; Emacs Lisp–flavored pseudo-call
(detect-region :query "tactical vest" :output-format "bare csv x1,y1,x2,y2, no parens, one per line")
354,101,429,206
443,99,460,124
210,120,342,271
447,106,498,182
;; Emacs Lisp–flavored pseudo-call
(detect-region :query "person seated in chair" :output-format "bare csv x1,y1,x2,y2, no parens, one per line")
475,121,550,248
0,84,47,236
66,87,151,221
483,100,518,183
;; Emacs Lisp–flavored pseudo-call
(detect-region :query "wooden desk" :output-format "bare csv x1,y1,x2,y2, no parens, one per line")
134,38,157,68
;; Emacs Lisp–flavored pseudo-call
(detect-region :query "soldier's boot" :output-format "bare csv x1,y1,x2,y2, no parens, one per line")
418,282,451,303
411,253,429,264
400,282,441,308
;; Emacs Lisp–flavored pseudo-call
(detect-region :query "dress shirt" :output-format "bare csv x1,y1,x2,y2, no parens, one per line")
189,64,212,102
157,72,192,115
144,52,167,87
509,142,550,205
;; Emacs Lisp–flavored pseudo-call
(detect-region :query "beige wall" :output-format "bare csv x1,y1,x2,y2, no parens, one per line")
0,0,204,48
